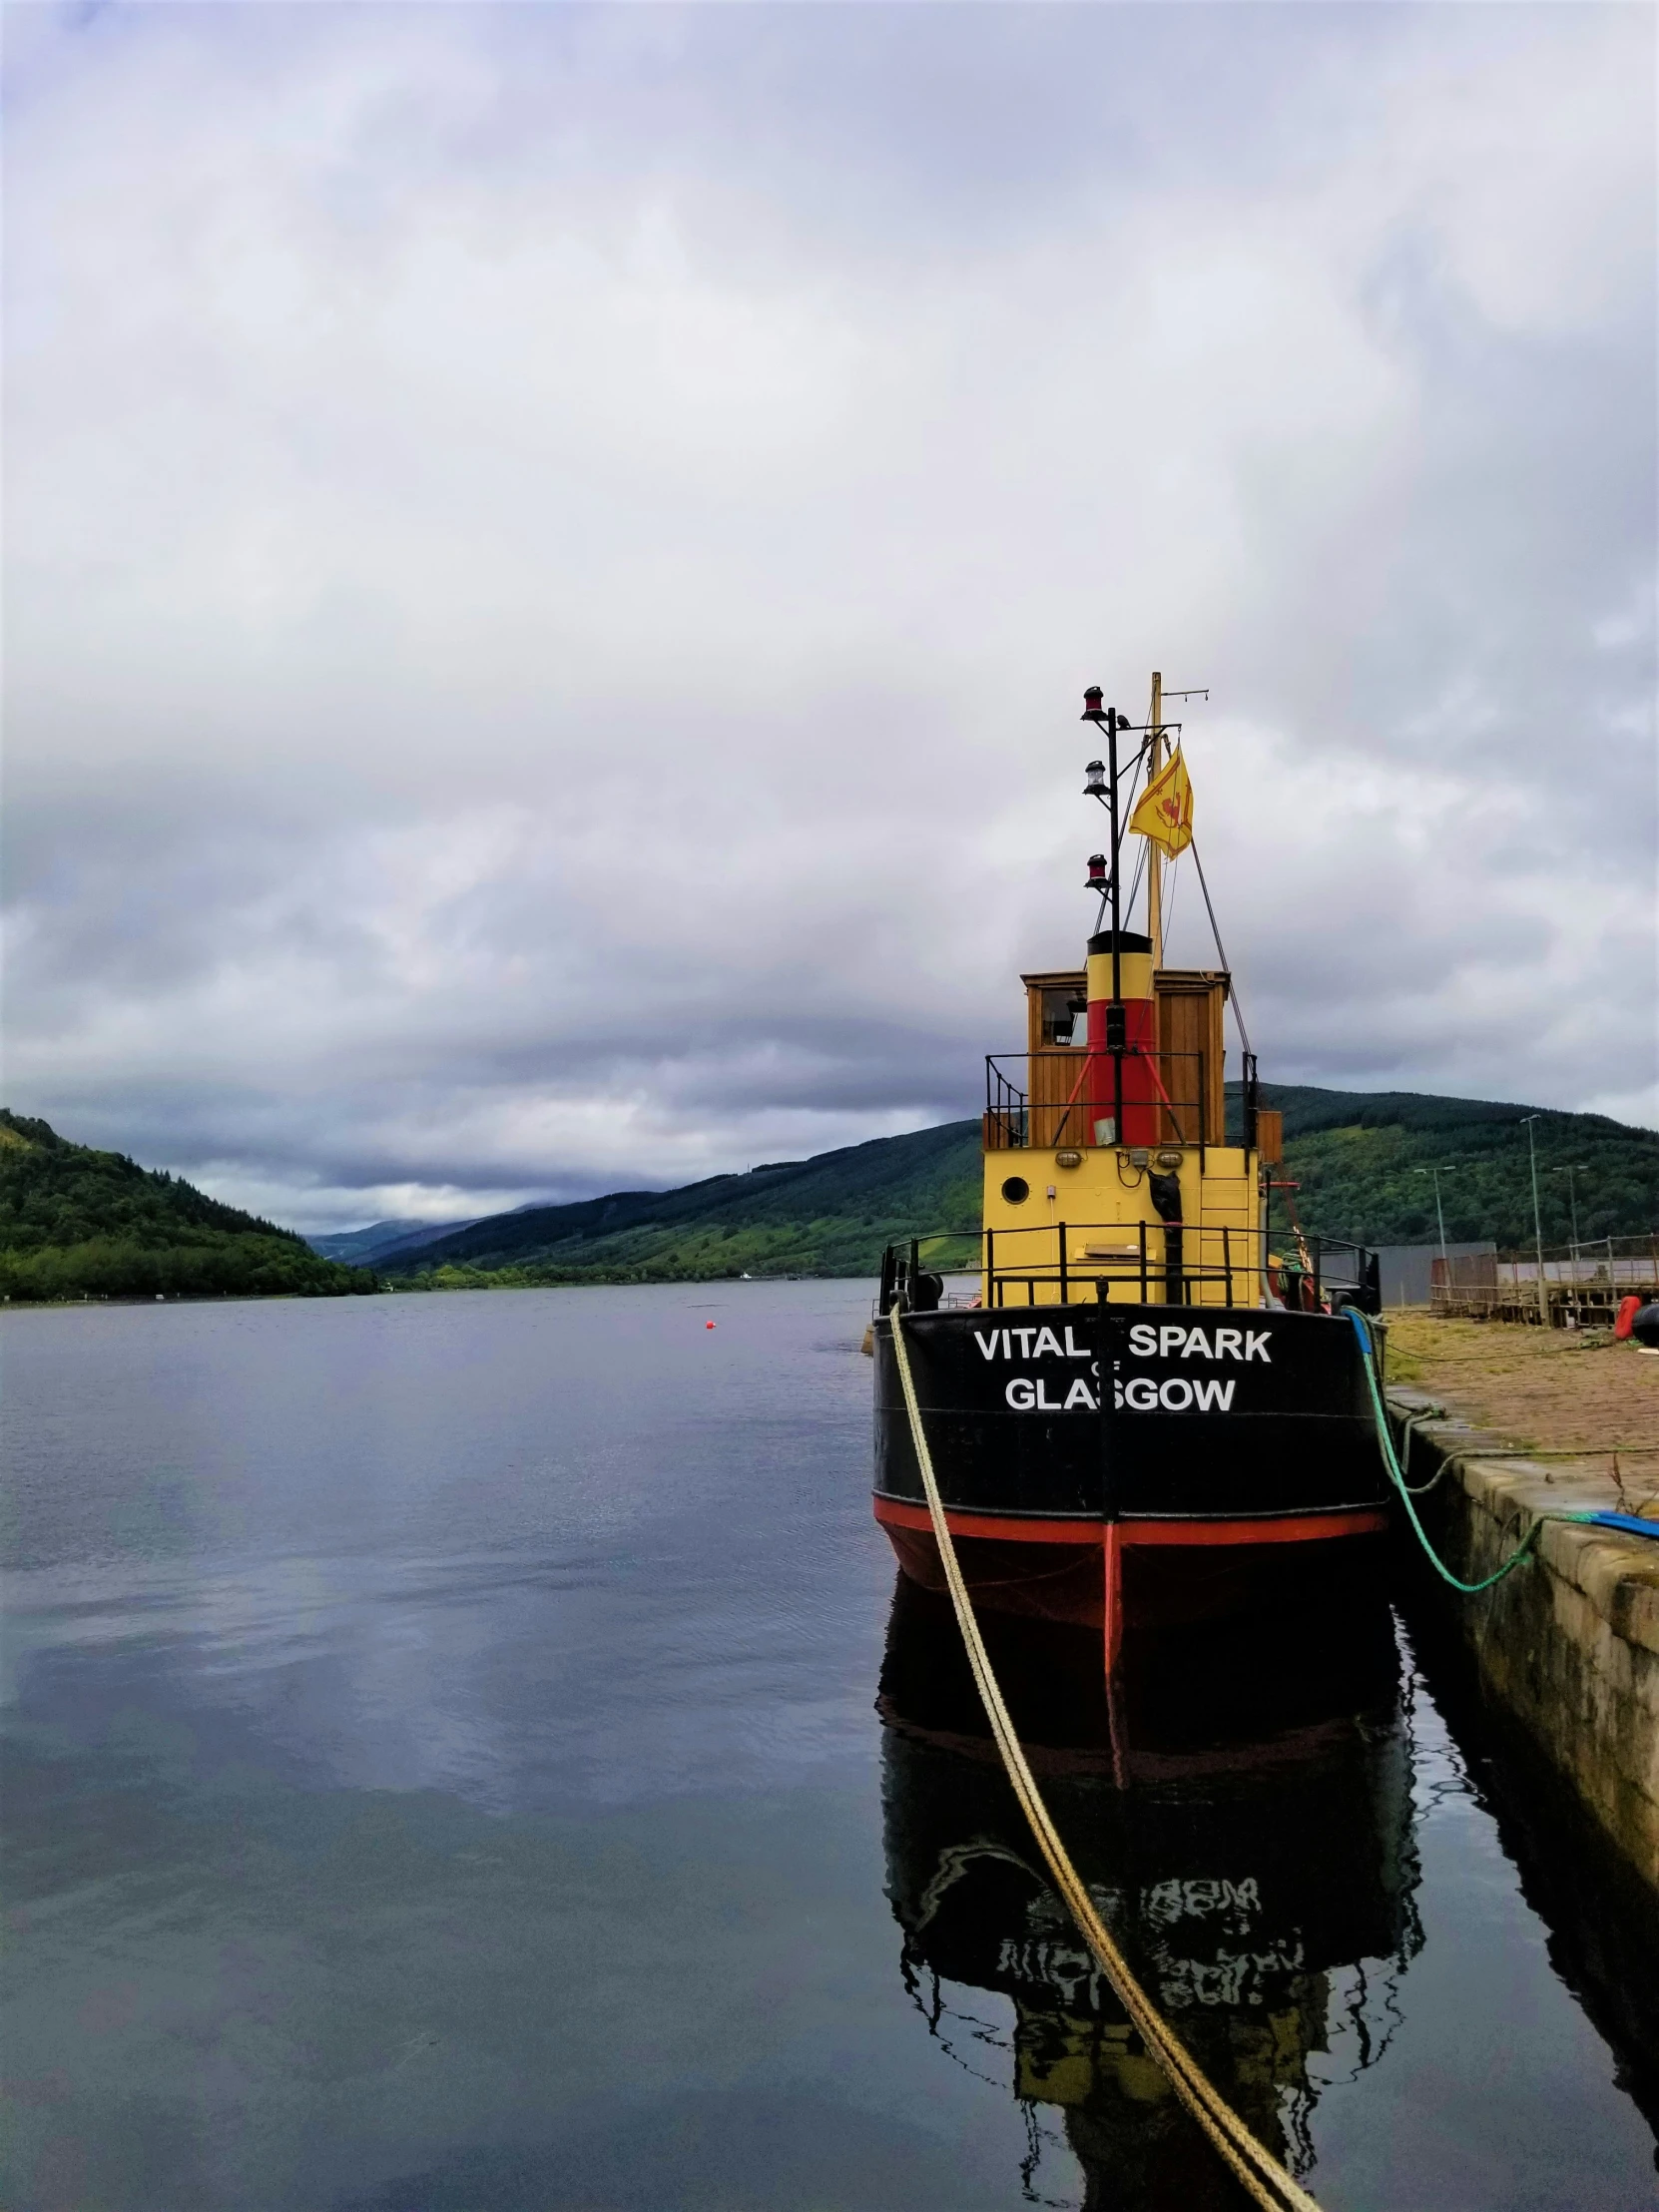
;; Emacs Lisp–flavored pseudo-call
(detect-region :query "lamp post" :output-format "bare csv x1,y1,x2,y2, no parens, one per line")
1521,1115,1547,1323
1550,1163,1591,1325
1549,1163,1591,1255
1412,1165,1457,1304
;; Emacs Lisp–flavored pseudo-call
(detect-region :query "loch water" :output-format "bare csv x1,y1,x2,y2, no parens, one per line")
3,1284,1657,2210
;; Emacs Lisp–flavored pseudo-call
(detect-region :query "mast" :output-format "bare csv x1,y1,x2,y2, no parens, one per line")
1107,700,1124,1142
1144,670,1164,969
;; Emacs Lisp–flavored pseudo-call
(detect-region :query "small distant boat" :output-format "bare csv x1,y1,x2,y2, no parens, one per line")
871,673,1389,1668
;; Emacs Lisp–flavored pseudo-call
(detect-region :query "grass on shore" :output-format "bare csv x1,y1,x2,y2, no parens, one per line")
1382,1310,1659,1487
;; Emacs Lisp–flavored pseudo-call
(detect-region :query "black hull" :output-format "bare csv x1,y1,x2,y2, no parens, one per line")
873,1303,1388,1525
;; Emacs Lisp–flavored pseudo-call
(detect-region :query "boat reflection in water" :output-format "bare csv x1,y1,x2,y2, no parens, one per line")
878,1573,1422,2206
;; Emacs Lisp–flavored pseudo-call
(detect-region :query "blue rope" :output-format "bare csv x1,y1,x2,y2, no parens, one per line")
1571,1510,1659,1544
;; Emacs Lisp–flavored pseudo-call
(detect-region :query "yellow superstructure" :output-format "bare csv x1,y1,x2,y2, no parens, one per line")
979,964,1266,1310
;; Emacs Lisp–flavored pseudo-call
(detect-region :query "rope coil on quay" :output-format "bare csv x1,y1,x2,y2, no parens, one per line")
886,1307,1326,2212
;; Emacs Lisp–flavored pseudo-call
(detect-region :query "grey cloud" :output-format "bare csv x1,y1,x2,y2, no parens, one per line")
4,3,1654,1227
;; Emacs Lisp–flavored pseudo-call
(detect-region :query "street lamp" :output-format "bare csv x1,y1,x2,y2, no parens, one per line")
1551,1163,1591,1325
1521,1115,1548,1322
1549,1163,1591,1255
1413,1165,1457,1298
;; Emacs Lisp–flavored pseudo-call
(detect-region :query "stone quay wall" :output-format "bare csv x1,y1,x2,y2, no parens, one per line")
1386,1388,1659,1891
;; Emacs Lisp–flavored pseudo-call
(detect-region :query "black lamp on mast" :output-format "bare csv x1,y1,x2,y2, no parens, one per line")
1082,687,1142,1144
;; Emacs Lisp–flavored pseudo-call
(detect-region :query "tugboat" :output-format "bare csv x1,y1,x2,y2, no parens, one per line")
872,675,1388,1667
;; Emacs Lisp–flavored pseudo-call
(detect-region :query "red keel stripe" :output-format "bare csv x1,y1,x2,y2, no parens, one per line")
871,1495,1386,1547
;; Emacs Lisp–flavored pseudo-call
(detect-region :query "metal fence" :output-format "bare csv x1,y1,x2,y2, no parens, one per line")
1430,1235,1659,1325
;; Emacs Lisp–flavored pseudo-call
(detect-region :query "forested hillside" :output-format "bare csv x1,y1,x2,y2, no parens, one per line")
378,1120,980,1287
0,1112,375,1301
376,1085,1657,1288
19,1081,1644,1303
1257,1085,1658,1248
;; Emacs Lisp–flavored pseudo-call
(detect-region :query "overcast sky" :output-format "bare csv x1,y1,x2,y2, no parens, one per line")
5,2,1655,1231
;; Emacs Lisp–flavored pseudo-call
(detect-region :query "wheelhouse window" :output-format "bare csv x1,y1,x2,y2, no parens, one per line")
1042,988,1086,1046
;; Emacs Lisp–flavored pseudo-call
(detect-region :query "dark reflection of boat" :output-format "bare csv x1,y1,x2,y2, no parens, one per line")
878,1575,1423,2206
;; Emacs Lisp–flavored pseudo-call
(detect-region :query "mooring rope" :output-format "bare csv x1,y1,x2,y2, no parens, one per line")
1346,1310,1545,1593
886,1307,1324,2212
1349,1310,1659,1577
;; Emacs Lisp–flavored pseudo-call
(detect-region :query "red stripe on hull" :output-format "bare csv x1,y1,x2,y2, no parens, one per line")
872,1495,1386,1547
874,1497,1388,1631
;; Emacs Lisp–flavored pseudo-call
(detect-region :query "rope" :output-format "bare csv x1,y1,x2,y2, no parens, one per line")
1396,1406,1450,1492
887,1308,1324,2212
1361,1350,1659,1560
1347,1311,1542,1593
1189,839,1253,1063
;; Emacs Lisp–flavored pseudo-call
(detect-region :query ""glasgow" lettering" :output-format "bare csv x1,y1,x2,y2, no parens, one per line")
1003,1376,1238,1413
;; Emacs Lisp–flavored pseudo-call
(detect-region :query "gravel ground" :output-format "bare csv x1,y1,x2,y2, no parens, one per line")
1382,1310,1659,1498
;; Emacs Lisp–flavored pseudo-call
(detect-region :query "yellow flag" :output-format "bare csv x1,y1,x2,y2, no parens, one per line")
1127,748,1194,858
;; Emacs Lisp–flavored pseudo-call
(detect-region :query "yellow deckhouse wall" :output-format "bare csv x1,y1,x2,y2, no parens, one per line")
980,1142,1261,1308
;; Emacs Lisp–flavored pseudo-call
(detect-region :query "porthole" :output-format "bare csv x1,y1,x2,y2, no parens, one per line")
1001,1176,1030,1205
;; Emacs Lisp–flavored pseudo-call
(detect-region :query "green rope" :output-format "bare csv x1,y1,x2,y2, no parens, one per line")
1347,1310,1542,1593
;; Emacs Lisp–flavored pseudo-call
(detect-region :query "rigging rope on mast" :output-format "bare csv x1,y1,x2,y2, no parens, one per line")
1188,839,1253,1064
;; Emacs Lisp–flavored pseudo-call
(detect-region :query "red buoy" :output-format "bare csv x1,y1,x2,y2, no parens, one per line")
706,1320,716,1330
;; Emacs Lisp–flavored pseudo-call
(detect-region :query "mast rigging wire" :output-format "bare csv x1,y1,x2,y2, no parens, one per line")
1189,838,1253,1063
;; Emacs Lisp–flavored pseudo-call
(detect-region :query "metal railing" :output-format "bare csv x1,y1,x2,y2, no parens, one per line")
984,1049,1213,1151
877,1226,1381,1315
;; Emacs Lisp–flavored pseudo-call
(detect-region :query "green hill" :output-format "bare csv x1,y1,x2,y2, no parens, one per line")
0,1111,376,1302
380,1120,982,1287
382,1084,1657,1288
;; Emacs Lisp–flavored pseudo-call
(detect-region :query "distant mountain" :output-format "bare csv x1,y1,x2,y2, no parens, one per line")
378,1121,980,1285
0,1112,376,1302
380,1084,1657,1288
18,1082,1644,1304
306,1216,483,1265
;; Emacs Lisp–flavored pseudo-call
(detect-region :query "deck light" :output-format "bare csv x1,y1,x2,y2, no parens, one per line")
1086,852,1108,890
1082,687,1106,722
1084,758,1107,796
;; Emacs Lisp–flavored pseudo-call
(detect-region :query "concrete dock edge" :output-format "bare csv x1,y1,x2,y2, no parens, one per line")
1385,1386,1659,1891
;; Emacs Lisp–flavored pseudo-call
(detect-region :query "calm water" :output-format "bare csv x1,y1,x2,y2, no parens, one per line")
3,1285,1656,2210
